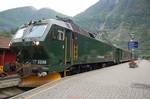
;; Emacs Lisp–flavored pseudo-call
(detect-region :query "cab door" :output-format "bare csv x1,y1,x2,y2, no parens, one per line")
64,30,78,76
64,30,78,66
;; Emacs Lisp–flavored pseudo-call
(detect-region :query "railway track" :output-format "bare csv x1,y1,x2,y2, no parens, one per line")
0,87,32,99
0,74,33,98
0,74,20,89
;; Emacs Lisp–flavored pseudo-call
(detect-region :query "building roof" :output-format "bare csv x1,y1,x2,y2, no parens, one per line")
0,37,10,49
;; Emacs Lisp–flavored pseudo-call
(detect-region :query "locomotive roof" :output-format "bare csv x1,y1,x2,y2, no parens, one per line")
11,18,130,53
12,18,95,42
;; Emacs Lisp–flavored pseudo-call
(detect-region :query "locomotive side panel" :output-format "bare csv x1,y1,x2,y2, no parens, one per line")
77,33,114,64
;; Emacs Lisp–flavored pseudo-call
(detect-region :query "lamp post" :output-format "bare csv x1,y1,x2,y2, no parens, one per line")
130,32,135,60
128,32,138,68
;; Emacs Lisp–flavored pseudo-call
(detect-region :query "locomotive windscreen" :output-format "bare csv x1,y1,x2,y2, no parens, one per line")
13,23,48,42
14,27,27,39
26,24,48,38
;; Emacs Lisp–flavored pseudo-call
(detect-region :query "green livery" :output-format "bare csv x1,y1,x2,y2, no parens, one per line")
10,18,131,74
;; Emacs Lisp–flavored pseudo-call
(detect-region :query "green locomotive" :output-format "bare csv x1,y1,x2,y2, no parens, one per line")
10,18,131,87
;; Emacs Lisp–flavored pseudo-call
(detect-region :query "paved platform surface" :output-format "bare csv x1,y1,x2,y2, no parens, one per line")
12,60,150,99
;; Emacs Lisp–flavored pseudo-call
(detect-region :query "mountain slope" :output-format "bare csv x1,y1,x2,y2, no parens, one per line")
74,0,117,32
74,0,150,55
32,8,66,19
0,6,37,30
0,6,66,31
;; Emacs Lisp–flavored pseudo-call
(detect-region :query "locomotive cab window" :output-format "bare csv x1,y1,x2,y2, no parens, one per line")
26,24,48,38
50,25,65,41
58,30,65,41
14,27,27,39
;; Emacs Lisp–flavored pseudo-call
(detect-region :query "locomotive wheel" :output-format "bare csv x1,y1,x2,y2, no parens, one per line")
19,72,61,87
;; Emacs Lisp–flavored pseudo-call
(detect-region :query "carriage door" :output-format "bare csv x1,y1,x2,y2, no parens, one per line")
114,48,122,64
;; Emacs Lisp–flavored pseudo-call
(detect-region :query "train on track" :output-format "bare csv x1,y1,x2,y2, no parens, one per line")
9,17,131,87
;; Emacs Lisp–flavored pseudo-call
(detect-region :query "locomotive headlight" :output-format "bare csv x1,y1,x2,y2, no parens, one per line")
33,41,40,46
35,41,40,46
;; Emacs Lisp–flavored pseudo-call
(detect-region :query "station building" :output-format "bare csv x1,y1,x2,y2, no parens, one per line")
0,37,16,73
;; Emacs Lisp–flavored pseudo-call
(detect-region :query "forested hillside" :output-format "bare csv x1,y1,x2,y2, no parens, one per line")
74,0,150,56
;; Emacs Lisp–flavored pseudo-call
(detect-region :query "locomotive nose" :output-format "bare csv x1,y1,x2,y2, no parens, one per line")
19,72,61,87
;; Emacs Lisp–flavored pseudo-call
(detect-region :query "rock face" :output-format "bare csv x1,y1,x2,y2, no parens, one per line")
74,0,150,56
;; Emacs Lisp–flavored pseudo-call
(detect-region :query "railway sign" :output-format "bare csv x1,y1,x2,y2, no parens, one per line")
128,41,138,49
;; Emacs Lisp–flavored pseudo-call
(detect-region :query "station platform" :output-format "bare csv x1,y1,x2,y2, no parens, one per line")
11,60,150,99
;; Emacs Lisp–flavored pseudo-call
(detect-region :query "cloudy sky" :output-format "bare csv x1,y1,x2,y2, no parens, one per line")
0,0,99,16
